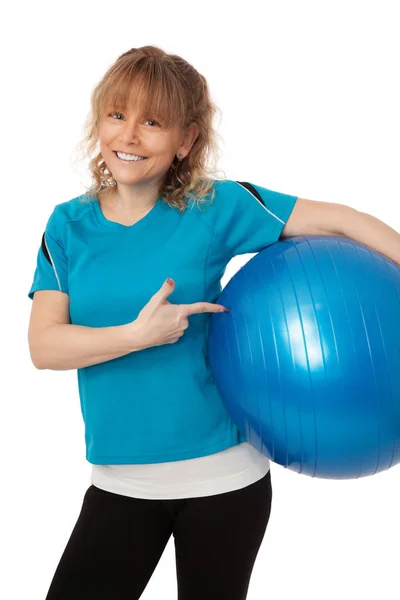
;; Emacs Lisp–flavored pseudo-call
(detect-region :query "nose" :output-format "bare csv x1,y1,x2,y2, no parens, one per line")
120,117,141,144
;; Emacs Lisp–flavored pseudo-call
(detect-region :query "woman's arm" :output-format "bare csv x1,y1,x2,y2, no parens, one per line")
34,321,144,371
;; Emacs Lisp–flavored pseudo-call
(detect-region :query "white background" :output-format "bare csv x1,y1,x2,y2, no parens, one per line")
2,0,400,598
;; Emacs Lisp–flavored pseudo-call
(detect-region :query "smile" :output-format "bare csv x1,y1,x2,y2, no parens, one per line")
114,151,148,162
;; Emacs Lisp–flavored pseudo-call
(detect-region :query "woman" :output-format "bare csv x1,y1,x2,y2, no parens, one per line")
27,45,400,600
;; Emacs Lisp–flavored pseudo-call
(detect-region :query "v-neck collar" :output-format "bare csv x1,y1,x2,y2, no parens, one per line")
92,194,165,233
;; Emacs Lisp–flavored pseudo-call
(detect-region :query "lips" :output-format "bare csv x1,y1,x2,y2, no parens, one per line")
114,151,147,159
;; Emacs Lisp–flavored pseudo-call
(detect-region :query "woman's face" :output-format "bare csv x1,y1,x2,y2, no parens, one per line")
99,104,198,188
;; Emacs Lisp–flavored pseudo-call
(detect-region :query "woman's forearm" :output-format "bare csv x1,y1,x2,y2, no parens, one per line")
33,322,144,371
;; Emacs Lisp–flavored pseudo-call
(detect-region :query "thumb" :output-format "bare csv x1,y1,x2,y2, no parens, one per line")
154,277,175,303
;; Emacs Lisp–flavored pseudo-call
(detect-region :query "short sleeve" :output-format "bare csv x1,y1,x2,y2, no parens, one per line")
27,206,69,300
213,179,298,258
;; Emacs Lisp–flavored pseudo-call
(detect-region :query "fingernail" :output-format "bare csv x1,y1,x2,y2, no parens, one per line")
222,308,230,312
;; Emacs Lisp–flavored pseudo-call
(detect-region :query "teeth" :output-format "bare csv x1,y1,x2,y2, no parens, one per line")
116,152,146,161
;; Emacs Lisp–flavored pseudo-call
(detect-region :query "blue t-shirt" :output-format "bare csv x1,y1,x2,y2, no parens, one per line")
28,179,297,464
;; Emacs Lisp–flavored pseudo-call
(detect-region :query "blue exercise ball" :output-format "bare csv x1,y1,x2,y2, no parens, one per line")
208,235,400,479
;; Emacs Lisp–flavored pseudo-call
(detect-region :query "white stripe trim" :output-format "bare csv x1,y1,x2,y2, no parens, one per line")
235,181,285,225
44,234,62,292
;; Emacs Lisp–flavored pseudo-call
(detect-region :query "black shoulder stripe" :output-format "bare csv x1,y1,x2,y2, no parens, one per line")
235,181,266,208
41,233,52,266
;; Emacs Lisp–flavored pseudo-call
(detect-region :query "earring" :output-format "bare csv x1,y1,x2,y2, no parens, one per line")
170,154,184,170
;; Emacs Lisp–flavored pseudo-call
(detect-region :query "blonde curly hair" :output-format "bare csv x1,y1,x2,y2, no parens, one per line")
72,45,227,213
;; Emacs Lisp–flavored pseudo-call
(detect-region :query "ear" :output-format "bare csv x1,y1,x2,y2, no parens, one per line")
179,123,200,157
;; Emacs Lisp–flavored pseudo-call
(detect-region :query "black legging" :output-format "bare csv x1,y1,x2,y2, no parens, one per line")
45,469,272,600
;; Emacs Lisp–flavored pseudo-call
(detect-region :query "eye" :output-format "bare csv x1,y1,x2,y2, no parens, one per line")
109,112,160,127
145,119,161,127
110,111,123,121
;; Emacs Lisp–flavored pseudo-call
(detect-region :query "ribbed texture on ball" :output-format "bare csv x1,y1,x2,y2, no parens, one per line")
208,235,400,479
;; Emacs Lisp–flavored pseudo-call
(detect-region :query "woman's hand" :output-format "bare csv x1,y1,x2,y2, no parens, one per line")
133,278,228,349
